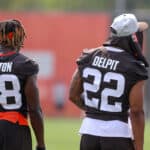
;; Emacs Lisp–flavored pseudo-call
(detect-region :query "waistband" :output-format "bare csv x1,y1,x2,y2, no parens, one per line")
0,111,28,126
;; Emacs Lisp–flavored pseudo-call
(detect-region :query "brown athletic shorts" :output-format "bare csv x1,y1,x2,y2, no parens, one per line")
80,134,135,150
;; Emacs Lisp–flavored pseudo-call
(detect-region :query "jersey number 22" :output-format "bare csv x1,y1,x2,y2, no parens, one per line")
83,67,125,112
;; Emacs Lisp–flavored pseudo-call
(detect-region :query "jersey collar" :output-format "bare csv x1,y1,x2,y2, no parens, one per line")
0,51,16,57
105,46,124,52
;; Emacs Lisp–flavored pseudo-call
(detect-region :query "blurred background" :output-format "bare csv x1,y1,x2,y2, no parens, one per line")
0,0,149,149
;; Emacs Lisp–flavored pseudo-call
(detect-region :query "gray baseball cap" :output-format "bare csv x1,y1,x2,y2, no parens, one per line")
111,13,142,37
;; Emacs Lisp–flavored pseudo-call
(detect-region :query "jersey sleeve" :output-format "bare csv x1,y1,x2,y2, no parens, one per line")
126,60,148,99
76,47,101,67
23,59,39,76
76,49,91,66
13,54,39,77
132,61,148,82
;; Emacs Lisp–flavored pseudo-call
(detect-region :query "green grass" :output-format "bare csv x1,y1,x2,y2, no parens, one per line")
144,121,150,150
32,118,81,150
31,118,150,150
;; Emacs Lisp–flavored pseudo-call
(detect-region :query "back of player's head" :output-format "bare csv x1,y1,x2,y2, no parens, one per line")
0,19,26,51
104,13,149,67
110,13,139,37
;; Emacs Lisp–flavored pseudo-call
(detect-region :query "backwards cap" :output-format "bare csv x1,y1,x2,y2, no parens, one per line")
111,13,139,37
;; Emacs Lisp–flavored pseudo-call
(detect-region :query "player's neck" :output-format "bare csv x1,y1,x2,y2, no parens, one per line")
0,45,16,54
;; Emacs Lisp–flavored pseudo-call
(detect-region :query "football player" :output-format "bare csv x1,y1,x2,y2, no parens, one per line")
69,14,149,150
0,19,46,150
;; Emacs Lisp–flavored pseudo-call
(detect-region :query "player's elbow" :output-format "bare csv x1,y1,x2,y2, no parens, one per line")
69,92,79,103
130,108,145,118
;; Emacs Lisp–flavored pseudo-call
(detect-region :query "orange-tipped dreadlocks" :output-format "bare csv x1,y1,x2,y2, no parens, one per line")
0,19,26,51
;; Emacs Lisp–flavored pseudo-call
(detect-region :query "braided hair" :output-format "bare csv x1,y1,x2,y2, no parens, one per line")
0,19,26,51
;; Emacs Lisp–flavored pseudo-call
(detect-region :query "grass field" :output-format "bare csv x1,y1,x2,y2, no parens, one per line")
32,118,150,150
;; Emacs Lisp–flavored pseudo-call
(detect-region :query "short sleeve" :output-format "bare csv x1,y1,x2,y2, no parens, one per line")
23,59,39,76
11,53,39,78
76,47,101,66
133,61,148,81
76,51,91,66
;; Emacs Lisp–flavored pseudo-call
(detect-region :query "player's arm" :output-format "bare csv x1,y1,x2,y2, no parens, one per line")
69,69,85,110
129,80,145,150
25,74,46,150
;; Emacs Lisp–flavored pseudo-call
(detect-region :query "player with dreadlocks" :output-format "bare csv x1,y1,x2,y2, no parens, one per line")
69,14,149,150
0,19,26,51
0,19,46,150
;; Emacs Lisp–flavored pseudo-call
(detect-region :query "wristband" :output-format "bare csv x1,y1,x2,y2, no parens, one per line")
36,146,46,150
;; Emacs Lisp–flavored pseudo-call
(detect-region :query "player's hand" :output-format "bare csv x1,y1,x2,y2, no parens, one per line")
138,22,149,32
36,146,46,150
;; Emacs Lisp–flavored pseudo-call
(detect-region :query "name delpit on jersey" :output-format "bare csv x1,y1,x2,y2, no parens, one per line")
0,62,13,72
92,56,120,71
